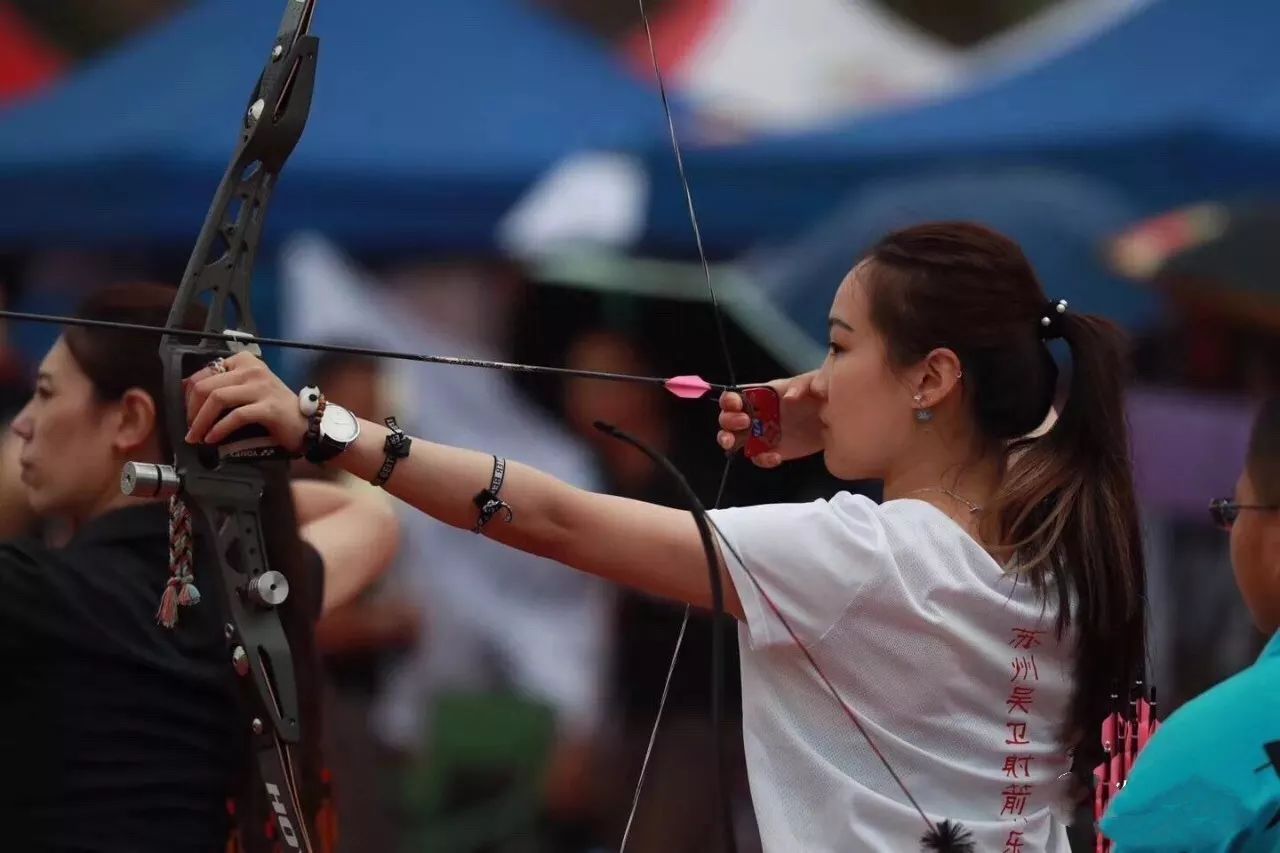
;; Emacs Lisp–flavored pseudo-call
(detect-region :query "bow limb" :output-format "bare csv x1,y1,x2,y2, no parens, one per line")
623,4,740,852
132,2,322,849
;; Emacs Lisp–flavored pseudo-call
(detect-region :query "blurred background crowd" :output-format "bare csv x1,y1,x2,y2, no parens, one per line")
0,0,1275,850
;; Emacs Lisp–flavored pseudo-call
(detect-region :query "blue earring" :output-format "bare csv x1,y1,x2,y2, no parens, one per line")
914,394,932,423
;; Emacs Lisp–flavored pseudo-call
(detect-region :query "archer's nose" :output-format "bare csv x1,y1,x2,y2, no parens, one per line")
10,404,33,441
810,366,829,401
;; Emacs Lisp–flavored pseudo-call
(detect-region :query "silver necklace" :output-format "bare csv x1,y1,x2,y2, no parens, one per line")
905,487,984,514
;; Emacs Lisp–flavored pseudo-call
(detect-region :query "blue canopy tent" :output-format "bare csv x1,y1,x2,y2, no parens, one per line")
746,169,1155,336
635,0,1280,335
644,0,1280,253
0,0,668,252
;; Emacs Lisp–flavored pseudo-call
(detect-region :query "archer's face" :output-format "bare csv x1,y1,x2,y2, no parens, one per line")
811,265,917,481
9,339,129,522
1230,470,1280,633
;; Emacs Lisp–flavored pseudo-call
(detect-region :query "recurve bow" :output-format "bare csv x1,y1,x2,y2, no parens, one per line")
120,1,321,849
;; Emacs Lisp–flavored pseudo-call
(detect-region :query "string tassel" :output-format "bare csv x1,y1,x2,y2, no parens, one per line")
157,496,199,628
920,820,975,852
156,573,201,628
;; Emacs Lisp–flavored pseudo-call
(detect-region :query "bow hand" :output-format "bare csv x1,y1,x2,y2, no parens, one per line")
185,352,309,453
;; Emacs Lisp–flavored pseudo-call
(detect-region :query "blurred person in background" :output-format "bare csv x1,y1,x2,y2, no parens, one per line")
291,349,420,853
1126,283,1278,719
1102,397,1280,851
188,222,1148,851
0,283,397,851
561,327,754,851
304,256,612,839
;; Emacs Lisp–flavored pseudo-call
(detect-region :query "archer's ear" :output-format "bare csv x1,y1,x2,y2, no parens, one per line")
114,388,159,455
913,347,964,409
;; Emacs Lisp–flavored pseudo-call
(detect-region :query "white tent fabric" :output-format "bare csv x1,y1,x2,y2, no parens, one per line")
967,0,1156,81
643,0,961,134
623,0,1155,136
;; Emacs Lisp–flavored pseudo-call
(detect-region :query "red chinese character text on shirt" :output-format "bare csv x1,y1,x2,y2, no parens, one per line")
1010,655,1040,682
1009,628,1045,649
1007,684,1036,714
1000,784,1032,817
1001,755,1034,778
1005,721,1031,745
1004,830,1026,852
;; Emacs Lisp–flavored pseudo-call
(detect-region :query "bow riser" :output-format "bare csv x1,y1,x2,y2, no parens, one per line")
132,2,322,850
163,38,318,344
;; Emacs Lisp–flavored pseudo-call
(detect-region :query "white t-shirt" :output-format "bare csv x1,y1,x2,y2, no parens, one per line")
709,493,1076,853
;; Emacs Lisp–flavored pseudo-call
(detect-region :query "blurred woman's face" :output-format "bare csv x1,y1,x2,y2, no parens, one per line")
10,339,136,522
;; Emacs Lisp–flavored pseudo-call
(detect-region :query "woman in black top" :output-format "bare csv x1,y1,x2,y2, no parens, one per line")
0,283,397,852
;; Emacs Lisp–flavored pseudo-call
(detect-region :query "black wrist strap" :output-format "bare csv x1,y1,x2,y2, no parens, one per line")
472,455,513,534
372,417,412,487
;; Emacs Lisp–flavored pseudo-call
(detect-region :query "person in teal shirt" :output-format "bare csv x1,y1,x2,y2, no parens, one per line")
1102,397,1280,851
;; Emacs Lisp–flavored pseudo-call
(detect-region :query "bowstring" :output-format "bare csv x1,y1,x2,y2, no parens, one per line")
624,3,946,847
705,516,940,835
623,2,741,850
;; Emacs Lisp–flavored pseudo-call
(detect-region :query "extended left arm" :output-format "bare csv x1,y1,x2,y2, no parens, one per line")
185,354,744,618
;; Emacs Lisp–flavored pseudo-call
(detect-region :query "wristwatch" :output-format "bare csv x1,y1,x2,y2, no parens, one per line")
304,402,361,463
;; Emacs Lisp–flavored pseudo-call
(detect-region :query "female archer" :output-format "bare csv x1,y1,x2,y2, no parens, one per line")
0,283,398,852
186,222,1147,851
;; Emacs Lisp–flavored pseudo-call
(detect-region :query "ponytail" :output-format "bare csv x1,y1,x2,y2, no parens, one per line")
994,312,1146,761
864,222,1148,772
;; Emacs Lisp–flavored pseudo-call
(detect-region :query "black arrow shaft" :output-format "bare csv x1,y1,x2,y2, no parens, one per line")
0,308,728,394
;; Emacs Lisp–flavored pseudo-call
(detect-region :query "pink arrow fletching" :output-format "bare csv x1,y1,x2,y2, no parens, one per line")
664,375,713,399
1101,713,1117,752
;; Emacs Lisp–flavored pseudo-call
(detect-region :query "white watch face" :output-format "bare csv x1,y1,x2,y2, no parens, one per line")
320,404,360,443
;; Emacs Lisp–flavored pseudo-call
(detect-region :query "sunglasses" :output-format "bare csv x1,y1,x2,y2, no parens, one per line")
1209,498,1280,530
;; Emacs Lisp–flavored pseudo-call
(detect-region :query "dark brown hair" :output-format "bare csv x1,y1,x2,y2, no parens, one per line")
865,222,1147,766
63,283,326,849
1248,397,1280,506
63,283,203,459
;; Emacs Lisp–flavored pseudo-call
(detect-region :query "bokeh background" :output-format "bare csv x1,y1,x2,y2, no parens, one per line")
1,1,1274,850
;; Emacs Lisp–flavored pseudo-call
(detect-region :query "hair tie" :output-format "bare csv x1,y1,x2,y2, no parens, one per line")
1038,298,1068,340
